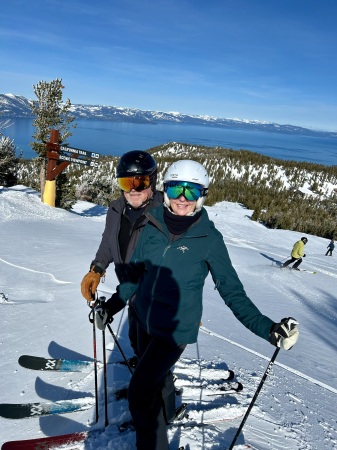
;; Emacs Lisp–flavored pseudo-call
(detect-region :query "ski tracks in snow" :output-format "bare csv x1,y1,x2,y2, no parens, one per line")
200,326,337,394
0,257,71,304
199,326,337,449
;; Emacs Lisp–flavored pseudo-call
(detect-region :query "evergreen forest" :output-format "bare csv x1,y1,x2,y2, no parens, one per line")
16,142,337,239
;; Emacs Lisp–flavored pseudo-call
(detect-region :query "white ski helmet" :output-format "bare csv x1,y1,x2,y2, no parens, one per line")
163,160,209,211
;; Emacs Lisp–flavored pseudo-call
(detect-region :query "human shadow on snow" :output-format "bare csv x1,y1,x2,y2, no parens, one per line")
38,274,241,448
48,340,94,361
35,377,93,401
260,252,283,266
69,204,107,217
39,310,133,436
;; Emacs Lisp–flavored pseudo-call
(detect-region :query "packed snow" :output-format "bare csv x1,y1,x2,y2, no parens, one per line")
1,185,336,449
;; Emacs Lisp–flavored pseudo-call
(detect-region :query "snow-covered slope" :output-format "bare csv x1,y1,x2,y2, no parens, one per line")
1,186,336,449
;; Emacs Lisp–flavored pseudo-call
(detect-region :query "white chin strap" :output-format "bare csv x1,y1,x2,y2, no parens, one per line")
164,192,206,215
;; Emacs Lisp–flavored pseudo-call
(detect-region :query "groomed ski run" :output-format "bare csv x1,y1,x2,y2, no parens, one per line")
2,189,337,449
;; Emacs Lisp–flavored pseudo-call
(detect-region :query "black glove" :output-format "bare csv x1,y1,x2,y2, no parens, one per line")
303,254,306,257
94,294,125,330
269,317,299,350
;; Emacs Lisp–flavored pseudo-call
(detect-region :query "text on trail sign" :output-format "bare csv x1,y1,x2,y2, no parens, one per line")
58,154,99,168
60,145,100,160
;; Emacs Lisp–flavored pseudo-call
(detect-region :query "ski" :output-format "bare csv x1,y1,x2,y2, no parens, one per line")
173,365,234,381
19,355,237,383
182,444,253,450
0,377,242,420
276,266,316,274
18,354,103,372
175,381,243,396
18,354,140,372
224,445,255,449
1,430,98,450
1,406,244,450
0,397,95,419
0,385,129,420
172,405,245,427
296,268,316,274
119,405,244,433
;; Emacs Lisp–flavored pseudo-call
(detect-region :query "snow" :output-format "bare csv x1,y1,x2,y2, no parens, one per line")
1,185,337,449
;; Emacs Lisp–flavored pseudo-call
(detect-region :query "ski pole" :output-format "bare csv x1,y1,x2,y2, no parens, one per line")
95,295,134,375
88,301,99,423
106,323,134,375
102,327,109,427
227,347,280,450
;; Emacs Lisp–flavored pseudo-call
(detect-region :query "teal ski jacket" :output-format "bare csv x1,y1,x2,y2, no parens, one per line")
117,205,274,345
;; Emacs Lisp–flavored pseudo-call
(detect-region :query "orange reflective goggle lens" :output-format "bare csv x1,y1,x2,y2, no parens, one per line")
118,175,151,192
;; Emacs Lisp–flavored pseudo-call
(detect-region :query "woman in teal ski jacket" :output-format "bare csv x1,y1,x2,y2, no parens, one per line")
96,160,299,450
117,204,273,344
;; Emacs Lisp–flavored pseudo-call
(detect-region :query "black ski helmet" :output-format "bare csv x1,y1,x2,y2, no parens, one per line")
116,150,157,190
301,237,308,243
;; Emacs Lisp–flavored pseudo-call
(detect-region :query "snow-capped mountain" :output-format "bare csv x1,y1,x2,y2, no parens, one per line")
1,93,336,138
0,94,33,118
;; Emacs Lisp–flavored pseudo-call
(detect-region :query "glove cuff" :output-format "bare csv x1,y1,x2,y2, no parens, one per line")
105,293,126,316
269,325,280,347
90,263,105,276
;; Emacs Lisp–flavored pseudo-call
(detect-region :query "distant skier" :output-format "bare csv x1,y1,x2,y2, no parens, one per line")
325,239,334,256
282,237,308,270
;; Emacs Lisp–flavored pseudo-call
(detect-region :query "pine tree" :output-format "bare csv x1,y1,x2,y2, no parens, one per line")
0,134,18,187
30,78,76,199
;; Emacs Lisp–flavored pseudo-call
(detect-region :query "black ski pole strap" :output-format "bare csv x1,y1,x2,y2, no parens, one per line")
88,296,99,323
227,347,280,450
88,307,94,323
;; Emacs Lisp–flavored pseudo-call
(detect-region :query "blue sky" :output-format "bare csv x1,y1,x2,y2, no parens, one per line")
1,0,337,131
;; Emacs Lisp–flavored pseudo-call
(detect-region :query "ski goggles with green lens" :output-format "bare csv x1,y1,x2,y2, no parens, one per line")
164,181,207,201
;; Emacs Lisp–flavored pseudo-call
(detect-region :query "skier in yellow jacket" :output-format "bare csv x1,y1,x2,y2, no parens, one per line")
282,237,308,270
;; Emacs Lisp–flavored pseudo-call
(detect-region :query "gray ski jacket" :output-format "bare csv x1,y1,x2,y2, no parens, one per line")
92,191,164,282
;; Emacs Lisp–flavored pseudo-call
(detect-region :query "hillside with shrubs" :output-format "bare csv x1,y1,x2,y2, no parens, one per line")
16,142,337,239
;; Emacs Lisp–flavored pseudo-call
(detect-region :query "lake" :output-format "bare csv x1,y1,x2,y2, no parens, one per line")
5,118,337,166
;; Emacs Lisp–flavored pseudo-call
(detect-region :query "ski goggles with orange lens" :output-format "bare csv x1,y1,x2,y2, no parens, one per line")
118,175,151,192
164,181,207,201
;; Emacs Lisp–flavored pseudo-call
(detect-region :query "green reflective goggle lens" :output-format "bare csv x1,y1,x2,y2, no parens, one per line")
164,181,204,201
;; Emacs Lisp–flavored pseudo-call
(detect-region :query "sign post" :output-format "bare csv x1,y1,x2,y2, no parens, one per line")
43,129,100,207
43,129,60,207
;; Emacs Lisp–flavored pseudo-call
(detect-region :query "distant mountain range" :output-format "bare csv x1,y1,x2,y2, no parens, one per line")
1,93,336,138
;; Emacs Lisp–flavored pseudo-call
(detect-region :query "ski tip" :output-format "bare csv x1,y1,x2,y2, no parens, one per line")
236,381,244,392
227,369,235,380
17,355,30,366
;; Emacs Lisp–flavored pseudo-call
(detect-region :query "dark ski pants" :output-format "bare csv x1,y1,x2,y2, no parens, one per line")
283,256,302,269
128,324,186,450
325,249,333,256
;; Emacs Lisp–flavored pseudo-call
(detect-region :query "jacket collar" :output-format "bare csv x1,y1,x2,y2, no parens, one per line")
146,205,211,237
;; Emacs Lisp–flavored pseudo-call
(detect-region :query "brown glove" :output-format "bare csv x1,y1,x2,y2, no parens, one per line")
81,268,104,301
